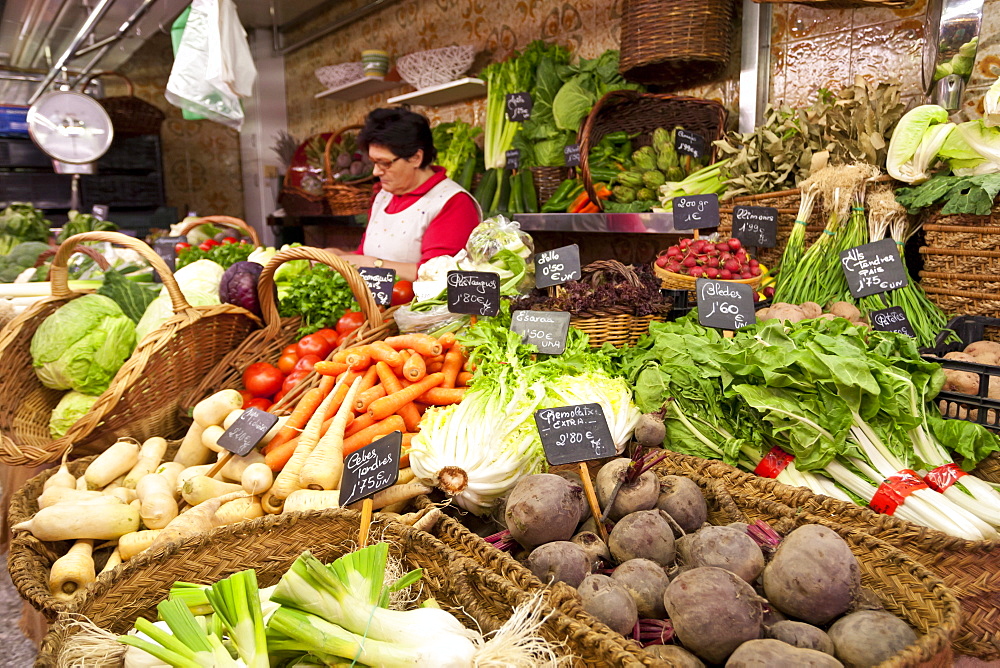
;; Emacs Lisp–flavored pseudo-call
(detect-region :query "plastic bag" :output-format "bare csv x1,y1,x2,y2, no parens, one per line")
458,215,535,294
165,0,256,130
392,303,467,334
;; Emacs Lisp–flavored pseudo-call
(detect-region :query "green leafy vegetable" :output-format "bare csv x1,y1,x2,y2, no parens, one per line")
49,391,100,438
97,268,159,323
895,172,1000,216
176,241,254,270
278,265,359,336
432,120,482,179
57,210,117,242
0,204,50,256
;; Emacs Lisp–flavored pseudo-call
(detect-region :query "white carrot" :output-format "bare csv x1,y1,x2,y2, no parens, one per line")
283,489,340,513
99,548,122,574
49,540,95,601
300,376,363,491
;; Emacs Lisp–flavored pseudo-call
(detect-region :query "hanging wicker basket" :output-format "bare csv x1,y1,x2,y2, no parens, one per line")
80,71,165,137
322,125,376,217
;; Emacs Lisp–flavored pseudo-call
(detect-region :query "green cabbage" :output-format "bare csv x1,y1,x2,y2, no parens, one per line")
49,391,100,438
30,294,137,394
886,105,954,184
135,259,225,341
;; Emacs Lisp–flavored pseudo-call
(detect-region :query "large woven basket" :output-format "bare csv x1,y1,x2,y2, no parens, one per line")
578,91,727,211
176,214,261,247
34,510,648,668
567,260,670,347
918,209,1000,317
531,165,574,207
718,187,827,270
322,124,376,217
178,246,396,416
619,0,737,87
652,261,763,292
80,71,165,137
0,232,260,467
655,450,998,659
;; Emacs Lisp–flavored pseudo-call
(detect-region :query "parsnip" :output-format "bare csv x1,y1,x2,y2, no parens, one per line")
13,503,139,541
261,489,283,514
283,489,340,513
173,421,212,467
218,449,265,482
214,496,264,524
344,483,433,511
99,547,122,574
192,389,244,428
148,491,247,550
137,473,179,529
84,439,140,490
181,476,243,506
241,463,273,495
118,529,162,560
37,487,110,509
123,437,168,488
49,540,95,600
201,424,226,453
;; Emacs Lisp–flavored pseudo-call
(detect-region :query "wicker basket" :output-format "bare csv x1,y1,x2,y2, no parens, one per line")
756,0,913,6
619,0,737,87
655,450,1000,659
80,71,165,137
314,61,364,89
396,45,475,89
579,91,727,210
280,133,333,217
175,214,261,247
0,232,260,467
323,125,376,217
531,165,574,207
33,510,647,668
718,188,827,270
652,261,763,292
178,246,396,416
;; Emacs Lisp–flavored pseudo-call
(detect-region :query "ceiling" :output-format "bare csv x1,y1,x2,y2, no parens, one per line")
0,0,331,104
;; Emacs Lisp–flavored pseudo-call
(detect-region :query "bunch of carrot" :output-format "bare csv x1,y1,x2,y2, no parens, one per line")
259,332,469,499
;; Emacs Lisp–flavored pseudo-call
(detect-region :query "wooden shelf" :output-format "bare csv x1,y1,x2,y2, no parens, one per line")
386,77,486,107
315,76,402,101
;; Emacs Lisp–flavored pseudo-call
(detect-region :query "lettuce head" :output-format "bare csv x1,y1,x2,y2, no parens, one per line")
49,391,100,438
30,294,137,394
886,105,954,184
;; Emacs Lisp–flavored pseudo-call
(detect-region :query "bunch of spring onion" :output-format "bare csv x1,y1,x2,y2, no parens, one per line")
773,182,818,282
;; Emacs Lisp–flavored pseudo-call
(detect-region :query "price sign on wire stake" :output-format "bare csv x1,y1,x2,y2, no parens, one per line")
673,194,720,230
731,206,778,248
505,149,521,170
511,310,571,355
839,238,908,299
535,403,617,466
870,306,916,338
217,407,279,457
564,144,581,167
358,267,396,306
534,244,581,288
340,430,403,509
446,270,500,317
505,92,533,122
696,278,756,331
675,129,708,159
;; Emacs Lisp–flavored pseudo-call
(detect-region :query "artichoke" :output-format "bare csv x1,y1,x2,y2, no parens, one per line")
642,170,666,189
632,147,657,171
613,185,637,204
636,188,656,201
617,171,646,189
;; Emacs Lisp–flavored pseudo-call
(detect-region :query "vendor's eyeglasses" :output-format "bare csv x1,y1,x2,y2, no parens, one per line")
372,156,404,171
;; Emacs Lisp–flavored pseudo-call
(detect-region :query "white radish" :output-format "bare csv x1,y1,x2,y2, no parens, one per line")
37,487,109,509
174,421,212,467
103,486,136,504
149,491,247,550
123,437,168,488
181,476,243,506
201,425,226,453
241,463,273,495
43,450,76,492
192,389,244,429
175,464,213,495
84,439,140,490
118,529,162,560
13,503,139,541
75,476,89,490
154,462,185,498
137,473,179,530
218,449,266,482
223,409,244,430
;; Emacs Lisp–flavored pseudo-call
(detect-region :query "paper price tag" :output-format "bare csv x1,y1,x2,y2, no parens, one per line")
534,244,581,288
339,431,402,508
511,310,570,355
535,403,616,466
840,238,908,298
216,407,279,457
357,267,396,306
696,278,756,331
446,270,500,316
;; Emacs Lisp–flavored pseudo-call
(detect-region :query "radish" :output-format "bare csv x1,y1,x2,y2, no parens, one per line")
682,256,697,268
719,269,733,280
724,259,741,273
728,238,742,251
706,267,719,279
689,267,704,278
655,256,669,268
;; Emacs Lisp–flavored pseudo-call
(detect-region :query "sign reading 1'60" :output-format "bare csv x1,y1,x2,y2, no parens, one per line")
534,244,581,288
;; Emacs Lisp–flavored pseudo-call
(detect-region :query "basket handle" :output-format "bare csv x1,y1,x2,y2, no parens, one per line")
582,259,643,289
50,232,190,314
256,246,383,337
176,216,262,247
33,245,112,273
323,124,364,179
579,89,642,211
78,70,134,97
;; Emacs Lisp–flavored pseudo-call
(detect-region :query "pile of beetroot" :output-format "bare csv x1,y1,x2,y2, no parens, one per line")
655,237,762,281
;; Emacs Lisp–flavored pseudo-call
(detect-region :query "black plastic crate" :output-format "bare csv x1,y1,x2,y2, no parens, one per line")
97,135,163,174
922,315,1000,432
80,173,165,210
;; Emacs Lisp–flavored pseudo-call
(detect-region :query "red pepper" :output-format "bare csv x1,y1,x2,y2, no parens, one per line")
174,242,191,253
221,236,238,245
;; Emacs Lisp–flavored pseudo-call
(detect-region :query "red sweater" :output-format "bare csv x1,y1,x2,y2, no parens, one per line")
357,167,480,266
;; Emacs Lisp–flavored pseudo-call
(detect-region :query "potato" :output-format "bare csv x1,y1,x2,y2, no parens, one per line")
828,610,916,667
964,340,1000,362
595,458,659,521
663,567,763,664
679,525,764,583
755,307,772,321
941,368,979,395
527,540,592,587
765,620,835,655
762,525,860,625
577,574,638,635
826,301,861,322
943,351,977,363
608,509,675,566
725,639,843,667
655,475,707,534
644,644,705,667
504,474,584,549
769,306,806,323
611,558,670,618
799,302,823,319
989,377,1000,401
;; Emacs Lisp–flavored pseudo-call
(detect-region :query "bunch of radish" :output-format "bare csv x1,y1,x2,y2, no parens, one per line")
655,237,761,281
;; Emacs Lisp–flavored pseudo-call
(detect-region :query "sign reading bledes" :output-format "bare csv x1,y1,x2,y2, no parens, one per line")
217,407,279,457
564,144,581,167
673,194,720,230
839,238,908,299
505,149,520,170
696,278,756,331
511,310,571,355
339,431,402,508
675,129,707,159
534,244,581,288
534,403,616,466
505,92,533,122
731,205,778,248
446,270,500,316
357,267,396,306
870,306,916,338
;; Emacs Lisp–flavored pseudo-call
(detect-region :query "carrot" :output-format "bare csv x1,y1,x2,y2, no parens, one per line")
369,373,445,421
374,362,422,431
401,433,415,449
331,349,352,363
300,376,364,490
319,374,335,395
422,354,445,365
315,360,348,377
402,353,426,382
345,347,372,371
344,412,377,437
419,387,467,405
263,382,331,456
264,435,296,474
384,334,442,357
369,340,403,366
441,343,465,388
456,371,473,386
341,415,406,457
426,361,443,373
354,385,387,412
437,332,457,350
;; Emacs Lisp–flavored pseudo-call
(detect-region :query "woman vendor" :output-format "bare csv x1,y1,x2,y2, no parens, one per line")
334,108,482,281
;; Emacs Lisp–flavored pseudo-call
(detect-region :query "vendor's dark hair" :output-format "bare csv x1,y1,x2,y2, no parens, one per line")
358,108,437,168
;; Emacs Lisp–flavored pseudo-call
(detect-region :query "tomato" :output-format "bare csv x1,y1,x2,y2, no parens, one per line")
281,344,299,357
174,242,191,253
391,280,414,306
243,362,284,398
277,353,298,375
296,333,333,359
315,328,340,347
238,389,254,408
282,370,309,393
294,354,322,374
246,397,272,411
272,389,287,404
221,236,238,245
336,311,366,337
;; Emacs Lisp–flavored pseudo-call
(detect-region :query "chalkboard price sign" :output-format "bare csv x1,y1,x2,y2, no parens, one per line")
152,236,186,273
511,310,571,355
339,431,402,508
446,270,500,316
731,206,778,248
870,306,916,338
534,244,582,288
505,92,533,122
673,194,720,230
839,238,908,299
91,204,109,221
357,267,396,306
675,129,707,159
534,403,617,466
696,278,756,331
505,149,521,170
217,407,279,457
563,144,581,167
